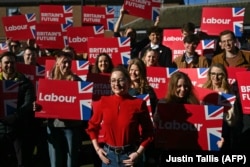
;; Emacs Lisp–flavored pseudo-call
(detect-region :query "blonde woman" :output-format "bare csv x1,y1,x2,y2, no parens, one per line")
203,63,239,150
36,51,82,167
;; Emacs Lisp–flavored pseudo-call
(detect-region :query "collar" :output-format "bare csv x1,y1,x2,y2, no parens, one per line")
0,72,20,81
150,43,159,49
181,52,199,64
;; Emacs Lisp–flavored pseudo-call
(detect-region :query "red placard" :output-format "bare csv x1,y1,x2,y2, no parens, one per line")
162,29,215,60
86,73,111,101
178,68,209,87
67,26,104,53
146,66,170,99
40,5,73,25
36,23,71,49
16,63,45,92
123,0,161,20
194,86,236,108
82,6,114,30
2,13,36,40
155,103,223,151
236,71,250,114
0,81,18,118
200,7,245,37
87,37,130,66
44,59,89,81
35,79,93,120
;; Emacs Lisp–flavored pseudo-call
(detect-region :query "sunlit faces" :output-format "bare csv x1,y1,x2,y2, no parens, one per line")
110,71,129,96
23,49,37,65
0,56,16,75
175,78,189,98
129,64,140,82
184,42,197,55
149,32,161,45
219,33,235,52
144,50,158,67
98,55,110,73
210,66,224,86
56,56,72,75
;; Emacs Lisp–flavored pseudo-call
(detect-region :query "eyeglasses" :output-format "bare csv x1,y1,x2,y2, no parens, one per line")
210,72,224,77
110,78,126,84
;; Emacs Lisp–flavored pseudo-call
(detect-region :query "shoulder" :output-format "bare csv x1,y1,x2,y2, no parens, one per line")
159,44,171,51
213,52,224,59
173,55,183,62
241,50,250,57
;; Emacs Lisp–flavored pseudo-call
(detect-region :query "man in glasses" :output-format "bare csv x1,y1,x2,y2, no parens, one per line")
212,30,250,68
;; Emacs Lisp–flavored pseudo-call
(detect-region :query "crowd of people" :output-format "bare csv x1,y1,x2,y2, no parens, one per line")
1,6,250,167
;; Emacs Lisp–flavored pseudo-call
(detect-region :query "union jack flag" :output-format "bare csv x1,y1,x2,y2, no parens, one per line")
63,5,73,14
204,105,224,120
121,52,131,66
152,7,160,21
0,81,18,117
25,13,36,22
61,22,73,32
36,65,45,77
106,7,114,15
136,94,150,108
94,25,104,35
63,36,68,46
234,21,243,37
118,37,130,47
107,18,114,31
80,99,92,120
201,39,214,49
65,17,73,25
76,60,89,71
218,92,236,106
78,81,93,93
232,7,245,17
2,80,19,93
4,99,17,116
197,68,209,79
29,25,36,39
166,68,179,78
0,42,8,53
207,127,222,151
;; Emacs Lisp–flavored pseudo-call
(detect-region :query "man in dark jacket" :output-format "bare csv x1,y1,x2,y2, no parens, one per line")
139,26,173,67
0,51,36,167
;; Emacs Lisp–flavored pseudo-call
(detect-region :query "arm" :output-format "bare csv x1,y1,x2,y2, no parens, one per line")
114,6,126,35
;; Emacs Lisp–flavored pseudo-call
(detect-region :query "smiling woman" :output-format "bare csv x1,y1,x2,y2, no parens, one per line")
86,65,154,167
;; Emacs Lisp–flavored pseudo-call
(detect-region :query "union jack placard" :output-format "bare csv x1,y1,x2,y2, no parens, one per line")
0,80,18,118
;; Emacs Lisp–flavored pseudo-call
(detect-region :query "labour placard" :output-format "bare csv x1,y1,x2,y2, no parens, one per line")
67,26,104,53
35,79,93,120
200,7,245,37
155,103,223,151
2,13,36,40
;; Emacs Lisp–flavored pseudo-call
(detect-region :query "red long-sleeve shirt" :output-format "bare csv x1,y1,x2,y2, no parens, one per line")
86,94,154,148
